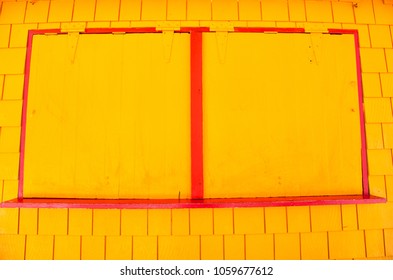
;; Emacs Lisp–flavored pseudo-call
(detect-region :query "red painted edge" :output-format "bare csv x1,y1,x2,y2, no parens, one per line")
84,27,157,34
190,31,204,199
328,29,370,197
0,195,386,209
234,27,305,33
179,27,210,33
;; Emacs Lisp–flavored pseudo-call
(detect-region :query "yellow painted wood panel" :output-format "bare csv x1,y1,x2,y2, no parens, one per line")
213,208,233,235
81,236,105,260
287,206,310,233
261,0,288,21
2,180,18,201
54,236,81,260
190,208,213,235
0,25,11,48
0,101,22,126
212,0,238,20
367,150,393,175
0,1,26,24
0,127,21,153
275,233,300,260
328,231,366,259
311,205,342,232
386,176,393,201
387,49,393,72
381,74,393,97
3,75,24,100
68,209,92,235
224,235,245,260
171,209,189,235
24,33,191,199
354,0,375,24
265,207,286,234
300,232,328,260
234,208,264,234
0,208,19,234
385,229,393,256
0,48,26,75
245,234,274,259
106,236,132,260
120,0,141,20
365,229,385,258
366,124,384,149
48,0,74,22
38,208,68,235
187,0,211,20
133,236,157,260
167,0,187,20
121,209,147,235
158,236,200,260
26,235,54,260
19,208,38,235
373,0,393,24
358,203,393,229
201,235,223,260
95,0,120,21
341,204,358,231
362,73,381,97
148,209,171,235
141,0,166,20
93,209,120,236
203,32,362,198
288,0,306,21
369,25,393,48
0,153,19,180
25,1,50,23
342,24,371,47
0,235,25,260
73,0,96,21
360,49,387,73
332,1,355,23
305,0,333,23
369,175,387,198
239,0,261,21
10,24,37,48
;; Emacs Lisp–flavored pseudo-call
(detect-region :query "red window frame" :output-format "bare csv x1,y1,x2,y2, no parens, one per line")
1,27,385,209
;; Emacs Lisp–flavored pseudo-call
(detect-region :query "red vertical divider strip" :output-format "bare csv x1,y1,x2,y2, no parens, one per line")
190,32,204,199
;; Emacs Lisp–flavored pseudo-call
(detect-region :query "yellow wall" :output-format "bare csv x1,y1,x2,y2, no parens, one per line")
0,0,393,260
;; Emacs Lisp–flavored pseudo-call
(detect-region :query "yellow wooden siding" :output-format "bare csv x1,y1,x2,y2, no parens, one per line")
0,0,392,261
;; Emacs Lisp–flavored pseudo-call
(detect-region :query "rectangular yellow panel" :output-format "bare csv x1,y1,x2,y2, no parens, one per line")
121,209,147,235
365,98,393,123
167,0,187,20
213,208,233,235
0,1,26,24
332,2,354,23
341,204,358,231
106,236,132,260
367,150,393,175
265,207,286,234
275,233,300,260
119,0,141,20
25,1,50,23
95,0,120,21
0,153,19,180
48,0,74,22
310,205,342,232
374,0,393,24
38,208,68,235
54,236,81,260
201,235,223,260
24,33,191,199
148,209,171,235
190,208,213,235
133,236,157,260
0,127,20,153
26,235,54,260
0,25,10,48
203,32,362,198
234,208,264,234
386,176,393,201
365,230,385,258
300,232,328,260
158,236,200,260
288,0,305,21
381,74,393,97
141,0,166,20
93,209,120,236
287,206,310,233
73,0,96,21
3,75,24,100
387,49,393,73
0,48,26,75
385,229,393,257
69,209,92,235
354,0,375,24
2,180,18,201
0,208,19,234
366,124,384,149
358,203,393,229
172,209,189,235
19,208,38,235
187,0,211,20
0,235,25,260
362,73,381,97
369,175,386,198
81,236,105,260
328,231,366,259
360,49,387,73
245,234,274,260
238,0,261,20
0,101,22,126
261,0,288,21
224,235,245,260
369,25,393,48
305,0,333,23
212,0,238,20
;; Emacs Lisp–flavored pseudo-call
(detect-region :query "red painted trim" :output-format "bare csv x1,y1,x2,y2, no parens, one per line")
179,27,210,33
234,27,305,33
328,29,370,197
190,32,204,199
1,195,386,209
84,27,157,34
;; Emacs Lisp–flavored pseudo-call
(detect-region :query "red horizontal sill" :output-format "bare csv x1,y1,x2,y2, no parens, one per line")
1,195,385,209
